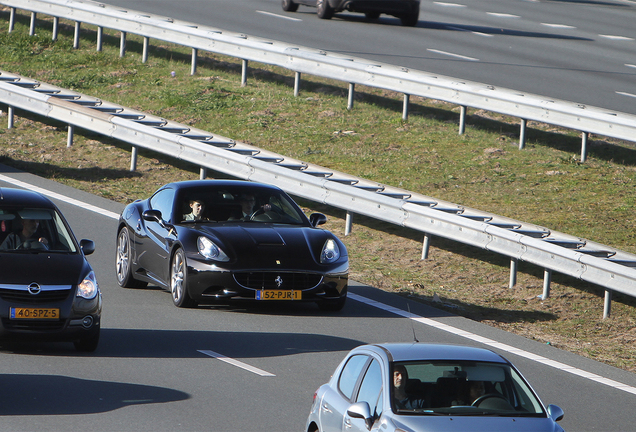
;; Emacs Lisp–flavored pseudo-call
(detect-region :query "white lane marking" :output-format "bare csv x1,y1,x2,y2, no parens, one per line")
487,12,519,18
617,91,636,99
599,34,634,41
433,2,467,7
198,350,276,377
256,10,302,21
0,174,120,219
349,293,636,396
427,48,480,61
444,26,493,38
626,64,636,69
541,23,576,29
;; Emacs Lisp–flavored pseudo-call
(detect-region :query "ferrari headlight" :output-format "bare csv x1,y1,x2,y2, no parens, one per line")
198,236,229,262
77,271,98,300
320,239,340,264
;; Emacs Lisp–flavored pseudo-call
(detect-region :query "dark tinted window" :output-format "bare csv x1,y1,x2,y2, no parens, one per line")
338,355,368,400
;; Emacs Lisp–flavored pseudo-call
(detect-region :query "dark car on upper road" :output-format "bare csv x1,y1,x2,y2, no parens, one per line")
307,343,565,432
115,180,349,310
282,0,420,26
0,187,101,352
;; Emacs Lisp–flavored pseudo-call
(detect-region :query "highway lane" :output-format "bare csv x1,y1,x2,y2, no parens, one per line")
93,0,636,116
2,167,636,430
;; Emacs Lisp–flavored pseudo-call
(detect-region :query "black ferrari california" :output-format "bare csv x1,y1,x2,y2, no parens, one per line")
115,180,349,310
0,187,101,352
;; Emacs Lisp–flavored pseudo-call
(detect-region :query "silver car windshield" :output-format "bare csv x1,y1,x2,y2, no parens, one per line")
0,208,77,253
391,360,545,416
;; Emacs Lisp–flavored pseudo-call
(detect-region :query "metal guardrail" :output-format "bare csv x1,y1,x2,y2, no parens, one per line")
4,0,636,165
2,70,636,320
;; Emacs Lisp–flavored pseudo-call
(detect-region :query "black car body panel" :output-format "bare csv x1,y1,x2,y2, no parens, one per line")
0,187,101,350
116,180,349,310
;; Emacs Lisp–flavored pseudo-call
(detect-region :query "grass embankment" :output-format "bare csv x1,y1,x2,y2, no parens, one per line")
1,9,636,371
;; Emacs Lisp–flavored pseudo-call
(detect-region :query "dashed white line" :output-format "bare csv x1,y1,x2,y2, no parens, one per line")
256,10,302,21
349,293,636,396
0,174,120,219
625,64,636,69
599,34,634,41
433,2,467,7
541,23,576,29
487,12,520,18
198,350,276,377
617,91,636,99
427,48,480,61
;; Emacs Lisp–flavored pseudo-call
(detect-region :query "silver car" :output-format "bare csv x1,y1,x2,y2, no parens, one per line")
306,343,565,432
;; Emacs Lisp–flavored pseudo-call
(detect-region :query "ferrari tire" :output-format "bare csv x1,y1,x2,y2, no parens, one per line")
282,0,299,12
171,248,196,308
316,0,334,19
116,227,147,288
74,328,100,352
400,4,419,26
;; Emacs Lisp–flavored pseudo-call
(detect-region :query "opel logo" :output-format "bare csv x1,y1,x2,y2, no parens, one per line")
275,276,283,288
27,283,41,295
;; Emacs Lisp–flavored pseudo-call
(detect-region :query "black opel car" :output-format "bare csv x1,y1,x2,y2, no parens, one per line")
0,187,101,352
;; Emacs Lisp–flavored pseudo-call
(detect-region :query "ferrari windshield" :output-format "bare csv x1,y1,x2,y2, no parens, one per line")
0,207,77,253
176,185,306,225
392,360,545,417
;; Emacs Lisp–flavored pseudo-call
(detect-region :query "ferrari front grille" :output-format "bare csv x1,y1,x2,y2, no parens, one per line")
233,272,323,290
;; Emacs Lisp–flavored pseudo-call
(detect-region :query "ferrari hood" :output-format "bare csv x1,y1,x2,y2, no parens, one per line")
0,252,88,285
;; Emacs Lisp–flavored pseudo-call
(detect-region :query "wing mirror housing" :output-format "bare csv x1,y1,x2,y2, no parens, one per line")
309,213,327,227
143,210,177,236
346,402,373,430
79,239,95,256
547,404,564,422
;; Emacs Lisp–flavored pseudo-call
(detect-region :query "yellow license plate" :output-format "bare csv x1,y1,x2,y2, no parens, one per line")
10,308,60,319
256,290,301,300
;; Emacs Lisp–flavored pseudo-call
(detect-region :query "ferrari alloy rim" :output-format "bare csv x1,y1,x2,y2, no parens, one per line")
116,229,129,283
171,251,185,302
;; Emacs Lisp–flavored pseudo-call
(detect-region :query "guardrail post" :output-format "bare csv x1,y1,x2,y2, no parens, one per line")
120,32,126,58
130,146,138,172
200,167,207,179
8,7,15,32
191,48,198,75
29,12,36,36
67,125,74,148
402,94,410,121
541,268,552,299
96,27,103,52
7,106,14,129
421,233,431,259
142,37,149,63
294,72,301,97
347,83,355,110
241,59,248,87
603,289,612,319
581,132,589,163
509,258,518,288
345,211,353,236
52,17,59,41
73,22,81,49
519,119,527,150
459,106,466,135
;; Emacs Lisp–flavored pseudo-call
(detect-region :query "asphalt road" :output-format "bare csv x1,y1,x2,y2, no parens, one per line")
94,0,636,115
2,166,636,431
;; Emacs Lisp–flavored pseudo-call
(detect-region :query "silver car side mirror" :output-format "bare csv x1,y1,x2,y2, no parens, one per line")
547,404,564,422
346,401,373,430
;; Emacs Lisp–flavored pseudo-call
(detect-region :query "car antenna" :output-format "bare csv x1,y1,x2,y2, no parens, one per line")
407,302,419,343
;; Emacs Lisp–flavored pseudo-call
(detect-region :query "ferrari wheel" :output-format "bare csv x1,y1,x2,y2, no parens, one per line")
116,227,147,288
282,0,299,12
316,0,334,19
171,248,196,308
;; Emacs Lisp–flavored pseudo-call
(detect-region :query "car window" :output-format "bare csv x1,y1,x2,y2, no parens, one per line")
149,188,176,222
0,208,77,253
356,359,383,420
338,355,369,401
